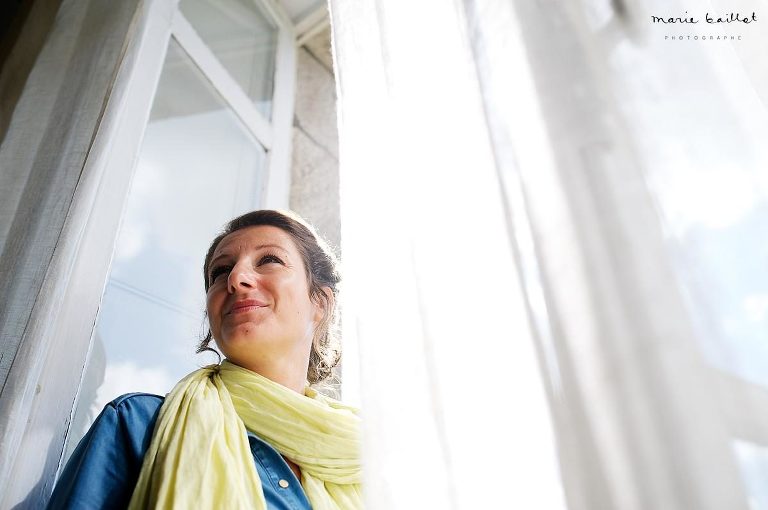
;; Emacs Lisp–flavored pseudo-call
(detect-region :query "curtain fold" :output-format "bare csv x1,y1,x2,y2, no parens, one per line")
0,0,151,506
330,0,566,508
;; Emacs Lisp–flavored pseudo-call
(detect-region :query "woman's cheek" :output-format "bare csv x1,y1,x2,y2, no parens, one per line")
206,291,224,339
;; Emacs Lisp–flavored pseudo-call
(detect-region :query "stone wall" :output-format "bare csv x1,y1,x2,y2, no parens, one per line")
289,26,340,254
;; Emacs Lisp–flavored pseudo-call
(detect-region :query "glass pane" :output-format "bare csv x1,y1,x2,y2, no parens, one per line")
607,38,768,388
733,440,768,510
67,39,266,455
672,200,768,388
179,0,277,118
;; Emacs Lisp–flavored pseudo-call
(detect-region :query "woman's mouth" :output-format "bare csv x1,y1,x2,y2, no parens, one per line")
228,299,268,315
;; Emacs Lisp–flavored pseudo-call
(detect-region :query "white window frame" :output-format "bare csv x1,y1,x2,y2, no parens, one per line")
171,0,297,206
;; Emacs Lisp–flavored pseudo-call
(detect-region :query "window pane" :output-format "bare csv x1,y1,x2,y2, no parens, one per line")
607,40,768,389
733,440,768,510
673,200,768,388
642,115,768,388
67,39,266,454
179,0,277,118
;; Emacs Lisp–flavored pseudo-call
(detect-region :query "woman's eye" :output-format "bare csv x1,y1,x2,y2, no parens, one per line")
209,266,231,284
259,254,283,265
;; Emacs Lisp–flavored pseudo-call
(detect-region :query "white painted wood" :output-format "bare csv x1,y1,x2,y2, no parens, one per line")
261,0,297,31
171,11,275,150
171,0,297,208
294,2,327,35
279,0,325,23
260,0,296,208
0,0,177,506
295,3,329,46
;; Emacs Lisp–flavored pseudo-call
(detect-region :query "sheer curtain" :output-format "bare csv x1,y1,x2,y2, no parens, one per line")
330,1,565,508
0,0,150,504
331,0,768,508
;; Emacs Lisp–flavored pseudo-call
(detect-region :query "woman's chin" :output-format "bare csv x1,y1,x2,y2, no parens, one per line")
222,319,268,339
218,327,282,356
221,330,273,348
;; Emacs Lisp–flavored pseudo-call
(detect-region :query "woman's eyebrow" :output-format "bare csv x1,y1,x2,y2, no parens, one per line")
210,244,289,268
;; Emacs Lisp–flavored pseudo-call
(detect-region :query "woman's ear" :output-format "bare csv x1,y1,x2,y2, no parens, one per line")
313,286,334,324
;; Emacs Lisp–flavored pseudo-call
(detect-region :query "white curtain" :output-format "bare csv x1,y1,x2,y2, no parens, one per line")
331,0,768,508
0,0,162,505
330,1,565,508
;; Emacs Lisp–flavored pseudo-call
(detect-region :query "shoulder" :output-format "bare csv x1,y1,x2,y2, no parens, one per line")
89,394,166,467
100,393,165,446
47,394,165,509
107,392,165,412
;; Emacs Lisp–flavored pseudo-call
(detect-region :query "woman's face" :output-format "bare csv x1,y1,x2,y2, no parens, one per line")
205,225,322,370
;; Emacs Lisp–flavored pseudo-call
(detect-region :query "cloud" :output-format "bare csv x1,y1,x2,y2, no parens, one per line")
95,361,177,410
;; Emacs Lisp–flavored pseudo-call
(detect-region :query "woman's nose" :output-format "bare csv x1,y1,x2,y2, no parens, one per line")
227,264,256,293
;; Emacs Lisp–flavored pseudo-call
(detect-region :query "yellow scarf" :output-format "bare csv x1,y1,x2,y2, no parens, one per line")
128,360,363,509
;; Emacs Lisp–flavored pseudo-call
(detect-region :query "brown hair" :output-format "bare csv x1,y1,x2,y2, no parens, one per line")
198,209,341,385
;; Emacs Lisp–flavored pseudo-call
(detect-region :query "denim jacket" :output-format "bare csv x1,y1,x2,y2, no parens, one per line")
47,393,311,510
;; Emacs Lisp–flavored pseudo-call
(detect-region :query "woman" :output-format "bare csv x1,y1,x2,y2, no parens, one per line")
48,210,362,509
